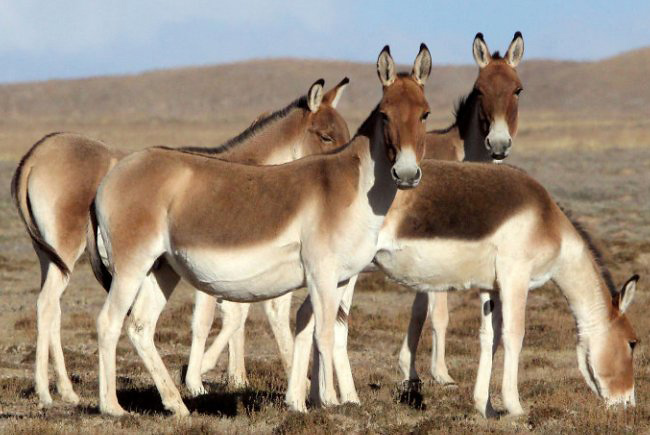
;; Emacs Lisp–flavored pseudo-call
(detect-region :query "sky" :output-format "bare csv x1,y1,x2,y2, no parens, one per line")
0,1,648,83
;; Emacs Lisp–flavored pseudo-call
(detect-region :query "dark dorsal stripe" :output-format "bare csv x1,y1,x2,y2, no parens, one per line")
179,96,308,155
559,205,618,298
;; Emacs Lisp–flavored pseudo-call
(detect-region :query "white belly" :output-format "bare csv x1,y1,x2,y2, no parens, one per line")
169,240,305,302
375,237,498,292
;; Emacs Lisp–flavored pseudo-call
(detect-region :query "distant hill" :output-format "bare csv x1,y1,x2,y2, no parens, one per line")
0,47,648,126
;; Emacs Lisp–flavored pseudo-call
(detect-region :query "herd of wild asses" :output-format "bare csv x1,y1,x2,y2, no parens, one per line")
10,32,639,418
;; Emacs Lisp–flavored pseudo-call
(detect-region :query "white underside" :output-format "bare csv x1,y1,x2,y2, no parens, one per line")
375,210,557,293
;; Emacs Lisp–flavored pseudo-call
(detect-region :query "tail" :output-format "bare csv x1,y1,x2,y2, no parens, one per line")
10,132,70,275
88,201,112,292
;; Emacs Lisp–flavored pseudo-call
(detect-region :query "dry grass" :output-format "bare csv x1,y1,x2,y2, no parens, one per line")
1,144,649,433
1,54,650,432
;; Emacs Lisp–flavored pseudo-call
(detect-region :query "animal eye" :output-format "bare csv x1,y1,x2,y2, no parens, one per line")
515,88,523,96
319,133,334,143
421,112,430,122
630,340,637,351
380,112,389,123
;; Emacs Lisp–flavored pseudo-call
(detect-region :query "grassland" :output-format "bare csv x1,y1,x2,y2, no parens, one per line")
1,53,650,433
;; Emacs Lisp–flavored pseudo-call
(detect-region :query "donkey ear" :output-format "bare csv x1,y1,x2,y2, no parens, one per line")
377,45,396,87
618,274,639,313
322,77,350,108
412,43,432,86
307,79,325,113
505,31,524,67
472,32,491,69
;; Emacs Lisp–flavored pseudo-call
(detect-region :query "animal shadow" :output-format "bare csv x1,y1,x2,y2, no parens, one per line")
111,382,284,417
395,380,426,411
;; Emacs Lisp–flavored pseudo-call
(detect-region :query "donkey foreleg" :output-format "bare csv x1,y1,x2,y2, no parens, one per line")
305,267,343,408
262,292,295,377
428,291,455,385
498,268,530,416
185,290,217,396
473,291,502,418
398,291,428,383
227,307,248,388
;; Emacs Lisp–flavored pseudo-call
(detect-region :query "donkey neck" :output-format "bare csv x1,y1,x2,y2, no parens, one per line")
348,109,399,217
554,239,616,336
455,90,492,163
218,109,306,165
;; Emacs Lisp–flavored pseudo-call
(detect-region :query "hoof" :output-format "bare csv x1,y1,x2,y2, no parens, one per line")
101,404,128,417
433,372,456,386
475,399,501,419
285,398,307,413
186,382,207,398
167,402,190,417
60,390,80,405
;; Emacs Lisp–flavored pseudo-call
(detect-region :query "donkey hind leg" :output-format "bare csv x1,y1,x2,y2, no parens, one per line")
398,291,428,383
200,301,250,383
330,275,359,404
473,291,503,418
34,247,79,407
97,273,147,416
285,296,314,412
262,292,295,377
185,290,217,396
126,266,188,416
429,291,456,385
227,302,249,388
498,267,530,416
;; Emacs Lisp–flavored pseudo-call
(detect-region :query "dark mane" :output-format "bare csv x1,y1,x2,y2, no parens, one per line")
179,96,307,154
430,88,480,137
560,205,618,297
491,50,502,59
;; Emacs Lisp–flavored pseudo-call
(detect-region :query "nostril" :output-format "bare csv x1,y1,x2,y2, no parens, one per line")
391,167,399,180
415,168,422,180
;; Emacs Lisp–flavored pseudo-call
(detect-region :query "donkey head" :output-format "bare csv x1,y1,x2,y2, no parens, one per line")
578,275,638,408
472,31,524,161
300,78,351,155
376,44,431,188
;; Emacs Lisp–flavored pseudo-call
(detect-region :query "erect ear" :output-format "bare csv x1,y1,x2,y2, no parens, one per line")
412,43,432,86
472,32,491,69
377,45,396,87
322,76,350,108
618,274,639,313
505,31,524,67
307,79,325,113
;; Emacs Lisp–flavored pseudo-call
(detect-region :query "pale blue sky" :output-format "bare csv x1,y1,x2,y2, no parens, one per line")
0,1,647,83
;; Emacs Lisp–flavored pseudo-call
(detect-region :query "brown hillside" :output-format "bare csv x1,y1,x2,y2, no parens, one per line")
0,47,648,125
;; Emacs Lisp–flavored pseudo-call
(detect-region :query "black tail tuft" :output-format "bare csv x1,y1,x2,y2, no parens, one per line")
88,201,113,291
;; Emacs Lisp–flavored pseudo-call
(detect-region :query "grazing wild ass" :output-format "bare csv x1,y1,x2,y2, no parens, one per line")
293,149,638,416
401,31,525,387
90,44,432,416
11,78,351,407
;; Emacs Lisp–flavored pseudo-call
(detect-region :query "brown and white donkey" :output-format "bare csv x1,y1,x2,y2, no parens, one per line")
11,78,351,408
90,44,432,416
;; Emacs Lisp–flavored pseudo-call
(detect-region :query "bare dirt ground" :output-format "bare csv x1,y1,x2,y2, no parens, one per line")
0,143,649,434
